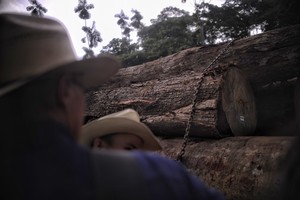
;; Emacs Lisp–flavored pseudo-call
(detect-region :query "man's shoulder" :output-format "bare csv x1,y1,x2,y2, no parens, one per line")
131,151,225,200
91,150,182,173
132,151,184,173
90,150,225,200
90,149,189,184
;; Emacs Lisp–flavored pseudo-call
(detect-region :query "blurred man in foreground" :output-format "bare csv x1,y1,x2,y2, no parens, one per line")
0,12,225,200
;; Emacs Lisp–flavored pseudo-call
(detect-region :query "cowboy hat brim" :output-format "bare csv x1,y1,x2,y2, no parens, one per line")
0,54,120,96
80,117,162,151
49,54,121,89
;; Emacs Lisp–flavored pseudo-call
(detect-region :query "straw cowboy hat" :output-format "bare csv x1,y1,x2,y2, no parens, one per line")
0,12,120,96
80,109,162,151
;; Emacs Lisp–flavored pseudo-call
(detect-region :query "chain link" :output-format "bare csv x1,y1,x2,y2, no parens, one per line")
176,39,235,162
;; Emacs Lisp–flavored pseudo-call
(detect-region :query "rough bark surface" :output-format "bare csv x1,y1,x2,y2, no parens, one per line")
86,65,256,137
159,136,294,200
85,24,300,136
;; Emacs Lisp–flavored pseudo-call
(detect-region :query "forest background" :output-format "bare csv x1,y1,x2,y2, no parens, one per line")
1,0,299,67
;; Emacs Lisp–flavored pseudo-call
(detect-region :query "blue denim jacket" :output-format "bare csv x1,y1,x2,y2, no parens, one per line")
134,151,225,200
2,119,225,200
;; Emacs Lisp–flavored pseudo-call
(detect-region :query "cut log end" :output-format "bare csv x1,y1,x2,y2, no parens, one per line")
222,67,257,136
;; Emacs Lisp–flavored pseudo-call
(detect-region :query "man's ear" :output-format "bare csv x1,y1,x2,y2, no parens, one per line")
57,76,71,109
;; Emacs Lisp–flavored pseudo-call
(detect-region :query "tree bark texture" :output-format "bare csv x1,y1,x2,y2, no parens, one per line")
159,136,294,200
86,65,256,137
85,24,300,137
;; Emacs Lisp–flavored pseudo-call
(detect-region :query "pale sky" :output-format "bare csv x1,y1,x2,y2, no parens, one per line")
0,0,224,57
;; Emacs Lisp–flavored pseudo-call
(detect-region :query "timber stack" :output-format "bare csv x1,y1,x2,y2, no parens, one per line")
84,24,300,200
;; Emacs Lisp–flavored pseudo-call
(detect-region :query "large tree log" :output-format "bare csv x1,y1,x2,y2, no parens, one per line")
89,24,300,87
85,24,300,137
145,66,257,137
86,65,256,137
159,136,294,200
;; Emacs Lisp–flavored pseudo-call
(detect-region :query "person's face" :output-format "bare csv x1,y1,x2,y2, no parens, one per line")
92,133,144,151
61,76,86,140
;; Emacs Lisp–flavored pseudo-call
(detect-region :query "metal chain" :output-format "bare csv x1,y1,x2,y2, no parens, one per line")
176,39,235,162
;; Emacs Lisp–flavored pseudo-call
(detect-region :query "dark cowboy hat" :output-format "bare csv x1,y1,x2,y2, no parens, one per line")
0,12,121,96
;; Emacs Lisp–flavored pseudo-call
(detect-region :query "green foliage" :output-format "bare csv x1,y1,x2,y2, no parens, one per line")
99,0,300,66
194,0,300,44
26,0,47,17
82,47,95,60
114,10,131,38
256,0,300,30
195,1,254,43
119,51,148,67
100,39,143,67
138,7,199,59
103,6,203,67
75,0,102,59
150,6,190,23
114,9,144,39
74,0,94,20
130,9,144,30
101,38,137,56
82,21,102,48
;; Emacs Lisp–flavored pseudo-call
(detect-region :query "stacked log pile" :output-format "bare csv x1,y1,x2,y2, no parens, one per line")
84,24,300,200
159,137,293,200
